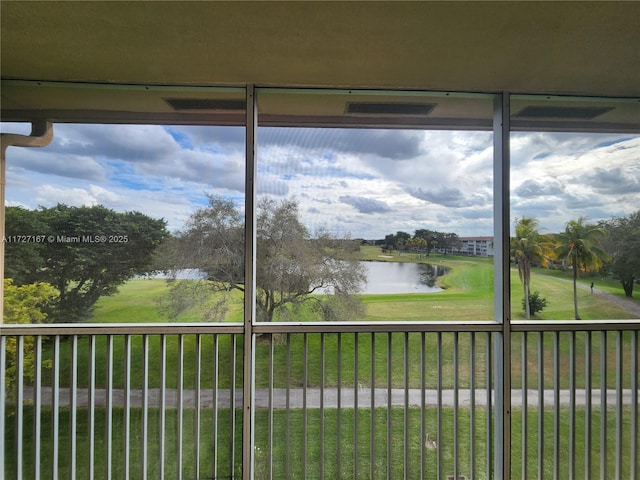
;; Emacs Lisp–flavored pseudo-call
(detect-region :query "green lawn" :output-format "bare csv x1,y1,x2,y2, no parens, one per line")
37,250,637,391
6,254,639,478
88,251,637,324
90,279,172,323
5,406,637,480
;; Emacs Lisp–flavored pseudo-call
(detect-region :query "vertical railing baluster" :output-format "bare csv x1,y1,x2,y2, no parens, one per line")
537,332,544,480
0,337,5,477
631,330,638,480
52,336,60,480
337,332,342,479
615,331,622,480
553,332,560,480
569,332,576,479
354,332,359,480
437,332,442,480
212,334,219,479
470,332,476,480
303,333,308,480
371,332,376,480
320,333,325,480
34,336,42,480
142,335,149,480
177,334,184,480
106,335,113,480
230,334,237,479
522,331,528,480
286,333,291,479
160,334,166,480
600,331,607,479
403,332,409,480
387,332,393,480
124,335,131,480
71,335,78,480
16,336,24,480
487,332,493,480
454,331,459,480
584,331,592,480
569,331,576,480
268,334,274,480
195,334,202,480
89,335,96,480
420,332,426,480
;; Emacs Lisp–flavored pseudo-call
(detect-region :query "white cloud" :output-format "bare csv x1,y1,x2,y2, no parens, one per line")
510,135,639,232
35,185,103,207
2,122,638,240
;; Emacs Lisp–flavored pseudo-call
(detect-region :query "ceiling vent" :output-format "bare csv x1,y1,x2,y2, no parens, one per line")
164,98,246,111
514,106,613,120
345,102,436,116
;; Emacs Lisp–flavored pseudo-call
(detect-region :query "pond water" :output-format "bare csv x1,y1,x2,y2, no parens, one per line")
149,262,449,295
360,261,448,294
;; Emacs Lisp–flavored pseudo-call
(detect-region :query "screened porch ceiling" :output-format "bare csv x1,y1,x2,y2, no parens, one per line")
1,1,639,132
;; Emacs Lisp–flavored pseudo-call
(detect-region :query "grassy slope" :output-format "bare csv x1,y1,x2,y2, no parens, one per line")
9,254,637,477
90,278,170,323
49,250,636,391
359,246,635,321
90,247,637,324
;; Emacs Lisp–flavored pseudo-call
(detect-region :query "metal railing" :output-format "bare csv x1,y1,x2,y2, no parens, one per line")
510,322,639,480
2,321,638,479
2,324,244,480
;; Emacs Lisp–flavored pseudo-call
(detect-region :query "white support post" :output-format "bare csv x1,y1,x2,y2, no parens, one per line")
493,91,511,479
0,121,53,323
243,85,257,480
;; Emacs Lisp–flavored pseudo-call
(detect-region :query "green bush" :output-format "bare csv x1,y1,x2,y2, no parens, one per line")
523,290,548,316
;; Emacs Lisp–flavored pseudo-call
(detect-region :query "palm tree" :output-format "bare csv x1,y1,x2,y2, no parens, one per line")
555,217,607,320
511,217,547,319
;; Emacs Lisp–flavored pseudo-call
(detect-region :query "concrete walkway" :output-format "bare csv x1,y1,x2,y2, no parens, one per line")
558,277,640,318
21,386,639,409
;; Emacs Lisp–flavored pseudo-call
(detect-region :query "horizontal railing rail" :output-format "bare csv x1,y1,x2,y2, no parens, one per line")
3,319,639,337
0,322,245,336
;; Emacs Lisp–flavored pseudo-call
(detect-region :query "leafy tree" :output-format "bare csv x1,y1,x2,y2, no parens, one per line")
602,210,640,297
555,217,607,320
406,236,427,253
414,229,435,254
511,217,549,320
158,196,366,322
3,279,58,393
410,229,459,255
441,232,460,255
384,231,411,252
4,207,49,284
5,204,169,322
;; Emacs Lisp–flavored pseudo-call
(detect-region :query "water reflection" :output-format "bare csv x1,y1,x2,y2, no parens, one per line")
360,261,448,294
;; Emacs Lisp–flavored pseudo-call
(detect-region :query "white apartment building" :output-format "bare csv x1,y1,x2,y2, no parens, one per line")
458,236,494,257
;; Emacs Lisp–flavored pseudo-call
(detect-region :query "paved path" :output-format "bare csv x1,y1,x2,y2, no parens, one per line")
555,277,640,318
591,286,640,318
21,386,639,409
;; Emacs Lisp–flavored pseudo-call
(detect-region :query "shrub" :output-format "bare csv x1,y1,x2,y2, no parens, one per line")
523,290,548,317
3,279,58,396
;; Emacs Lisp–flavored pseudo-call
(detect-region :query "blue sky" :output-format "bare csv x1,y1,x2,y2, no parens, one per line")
2,122,638,239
